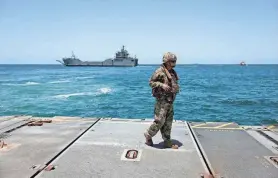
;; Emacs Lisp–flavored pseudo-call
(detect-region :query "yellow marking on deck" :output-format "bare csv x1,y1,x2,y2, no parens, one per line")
209,130,235,132
191,122,241,130
214,122,233,128
30,118,93,123
267,125,275,130
191,123,207,128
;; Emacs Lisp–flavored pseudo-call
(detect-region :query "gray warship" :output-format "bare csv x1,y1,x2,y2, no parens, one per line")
56,45,138,67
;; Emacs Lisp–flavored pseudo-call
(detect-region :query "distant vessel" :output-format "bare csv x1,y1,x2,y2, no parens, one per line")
240,61,246,66
56,45,138,67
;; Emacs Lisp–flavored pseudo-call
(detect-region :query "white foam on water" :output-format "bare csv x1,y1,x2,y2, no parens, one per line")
75,76,94,79
25,82,40,85
49,80,70,84
2,81,40,86
52,87,113,99
97,87,112,95
53,92,94,99
2,83,19,86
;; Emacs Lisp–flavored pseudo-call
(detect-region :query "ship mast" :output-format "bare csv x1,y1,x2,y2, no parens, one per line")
71,51,76,59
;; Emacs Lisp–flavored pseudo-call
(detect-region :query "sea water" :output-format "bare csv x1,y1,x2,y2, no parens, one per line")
0,64,277,125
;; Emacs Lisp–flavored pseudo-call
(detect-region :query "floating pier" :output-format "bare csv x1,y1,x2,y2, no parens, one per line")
0,115,278,178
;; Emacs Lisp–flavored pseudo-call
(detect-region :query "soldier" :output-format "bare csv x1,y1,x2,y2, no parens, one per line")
144,52,180,149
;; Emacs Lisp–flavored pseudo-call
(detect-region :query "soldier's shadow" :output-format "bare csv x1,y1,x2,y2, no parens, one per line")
152,139,183,149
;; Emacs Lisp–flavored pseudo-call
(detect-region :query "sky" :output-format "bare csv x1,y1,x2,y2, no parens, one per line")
0,0,277,64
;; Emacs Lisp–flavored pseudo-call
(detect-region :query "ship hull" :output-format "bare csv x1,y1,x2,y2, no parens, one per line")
59,45,138,67
62,59,138,67
63,64,137,67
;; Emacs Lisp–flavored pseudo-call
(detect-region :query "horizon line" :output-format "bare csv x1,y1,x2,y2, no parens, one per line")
1,63,278,65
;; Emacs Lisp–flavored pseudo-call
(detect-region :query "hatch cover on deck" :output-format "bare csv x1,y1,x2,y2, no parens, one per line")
121,149,142,162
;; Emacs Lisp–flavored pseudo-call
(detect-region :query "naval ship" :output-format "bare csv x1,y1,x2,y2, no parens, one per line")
56,46,138,67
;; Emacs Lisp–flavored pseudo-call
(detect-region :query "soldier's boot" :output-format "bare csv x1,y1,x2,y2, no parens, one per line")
144,132,153,146
164,140,178,149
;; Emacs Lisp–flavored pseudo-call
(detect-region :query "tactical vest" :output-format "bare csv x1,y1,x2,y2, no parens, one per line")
152,67,179,103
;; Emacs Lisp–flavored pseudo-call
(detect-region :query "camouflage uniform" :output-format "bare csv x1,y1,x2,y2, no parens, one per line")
145,52,180,147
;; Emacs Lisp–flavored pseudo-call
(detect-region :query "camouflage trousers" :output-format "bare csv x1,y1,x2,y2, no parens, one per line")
145,99,174,141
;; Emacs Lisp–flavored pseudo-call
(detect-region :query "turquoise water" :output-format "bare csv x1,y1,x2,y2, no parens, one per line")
0,64,277,125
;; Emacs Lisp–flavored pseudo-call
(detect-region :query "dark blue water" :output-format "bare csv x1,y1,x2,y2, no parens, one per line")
0,64,277,125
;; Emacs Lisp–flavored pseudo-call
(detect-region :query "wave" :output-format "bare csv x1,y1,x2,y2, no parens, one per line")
219,99,258,105
219,98,278,106
2,82,40,86
53,92,94,99
75,76,94,79
53,87,112,99
2,80,70,85
97,87,112,94
49,80,70,84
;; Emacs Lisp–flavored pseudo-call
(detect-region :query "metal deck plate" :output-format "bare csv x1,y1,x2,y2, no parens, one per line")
0,116,32,134
0,116,17,123
192,128,278,178
0,117,98,178
37,120,207,178
246,130,278,154
190,121,241,130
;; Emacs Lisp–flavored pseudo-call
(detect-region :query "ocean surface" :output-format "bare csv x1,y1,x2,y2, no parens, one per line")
0,64,277,125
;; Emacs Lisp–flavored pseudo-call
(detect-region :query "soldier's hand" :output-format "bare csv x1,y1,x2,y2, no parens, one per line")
162,84,171,92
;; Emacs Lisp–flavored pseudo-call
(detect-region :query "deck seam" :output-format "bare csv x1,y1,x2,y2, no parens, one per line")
186,122,215,177
0,116,33,134
30,117,101,178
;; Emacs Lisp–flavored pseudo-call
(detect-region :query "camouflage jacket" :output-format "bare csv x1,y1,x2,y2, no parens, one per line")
149,64,180,102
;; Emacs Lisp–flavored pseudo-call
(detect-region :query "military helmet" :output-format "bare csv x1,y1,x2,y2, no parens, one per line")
162,52,177,63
